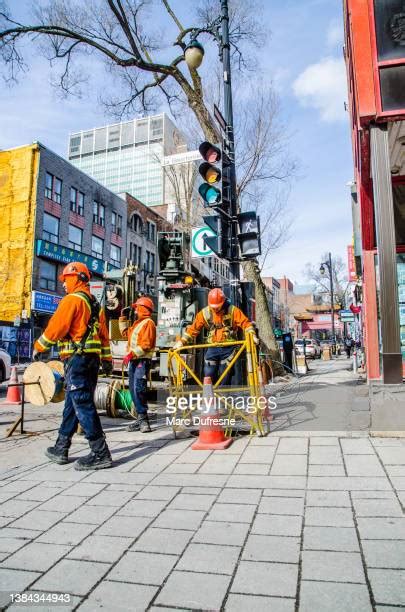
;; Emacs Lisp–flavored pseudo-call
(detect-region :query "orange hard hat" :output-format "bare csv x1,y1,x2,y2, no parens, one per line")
208,288,226,310
59,262,91,282
133,296,154,312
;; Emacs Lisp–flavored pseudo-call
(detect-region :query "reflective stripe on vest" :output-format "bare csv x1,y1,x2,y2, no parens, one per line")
202,305,237,343
129,318,154,358
58,293,102,357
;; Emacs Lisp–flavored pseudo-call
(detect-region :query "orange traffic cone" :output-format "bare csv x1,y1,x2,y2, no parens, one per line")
192,376,232,450
3,366,21,405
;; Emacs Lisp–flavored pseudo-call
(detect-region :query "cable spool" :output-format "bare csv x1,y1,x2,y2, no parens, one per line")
94,380,134,418
94,382,109,413
22,361,65,406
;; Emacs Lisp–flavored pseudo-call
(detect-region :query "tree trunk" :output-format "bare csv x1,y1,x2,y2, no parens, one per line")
243,259,284,374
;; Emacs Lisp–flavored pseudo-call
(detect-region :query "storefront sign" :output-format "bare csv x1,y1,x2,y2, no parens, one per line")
32,291,62,314
347,245,357,282
36,240,105,274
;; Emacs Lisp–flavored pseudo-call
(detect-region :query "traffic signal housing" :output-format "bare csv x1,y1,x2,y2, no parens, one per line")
237,211,261,259
202,214,230,259
198,140,231,210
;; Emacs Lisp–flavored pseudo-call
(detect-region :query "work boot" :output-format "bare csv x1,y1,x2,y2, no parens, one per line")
74,436,112,471
45,434,71,465
126,414,151,433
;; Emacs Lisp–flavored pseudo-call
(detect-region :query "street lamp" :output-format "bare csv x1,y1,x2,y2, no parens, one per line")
183,0,240,307
320,252,335,354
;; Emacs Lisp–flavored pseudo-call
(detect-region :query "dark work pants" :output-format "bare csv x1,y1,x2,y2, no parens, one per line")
128,359,151,415
204,346,235,385
59,354,103,441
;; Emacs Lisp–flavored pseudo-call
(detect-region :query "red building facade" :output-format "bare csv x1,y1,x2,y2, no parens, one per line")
344,0,405,383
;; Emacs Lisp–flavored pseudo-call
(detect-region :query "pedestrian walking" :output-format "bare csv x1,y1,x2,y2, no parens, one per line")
33,262,113,470
344,336,353,359
119,297,156,433
173,288,259,385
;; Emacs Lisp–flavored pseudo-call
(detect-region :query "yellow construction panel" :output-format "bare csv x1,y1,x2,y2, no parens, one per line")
0,144,39,322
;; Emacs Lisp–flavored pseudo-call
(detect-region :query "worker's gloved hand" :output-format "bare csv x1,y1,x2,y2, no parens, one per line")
173,340,183,350
120,307,131,318
32,348,40,361
123,352,134,367
252,334,260,345
102,360,113,376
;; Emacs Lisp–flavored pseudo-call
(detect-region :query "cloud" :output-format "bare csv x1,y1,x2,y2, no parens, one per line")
292,57,348,122
327,20,343,47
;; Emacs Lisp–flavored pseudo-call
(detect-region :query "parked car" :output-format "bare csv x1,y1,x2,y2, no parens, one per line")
0,348,11,383
295,338,321,359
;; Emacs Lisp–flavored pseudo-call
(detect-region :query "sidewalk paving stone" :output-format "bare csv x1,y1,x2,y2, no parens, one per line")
303,526,360,552
117,498,168,517
10,509,67,531
308,464,346,476
131,527,194,555
249,435,279,446
64,504,117,525
362,540,405,569
251,514,302,537
67,534,132,563
168,493,216,511
95,514,151,537
233,463,269,475
353,498,403,517
258,496,304,516
239,447,276,464
305,507,354,527
177,542,240,575
217,488,262,505
163,463,199,474
310,437,339,446
181,486,222,495
85,490,135,507
59,482,106,497
270,455,308,476
2,542,71,572
16,485,66,502
344,455,386,477
0,537,28,554
37,495,88,513
357,517,405,540
152,473,228,487
299,581,372,612
389,477,405,490
155,570,232,610
309,447,343,465
135,485,180,500
351,490,396,499
374,447,405,464
31,558,110,596
207,502,256,523
301,550,365,583
107,550,178,585
227,475,307,489
225,593,294,612
0,499,40,517
77,580,158,611
263,488,305,497
341,439,375,454
306,491,351,506
0,527,42,540
0,569,41,609
307,477,392,490
37,521,96,545
197,455,239,473
368,569,405,606
153,508,205,530
385,465,405,476
193,521,250,546
277,438,308,454
242,534,300,563
231,560,298,597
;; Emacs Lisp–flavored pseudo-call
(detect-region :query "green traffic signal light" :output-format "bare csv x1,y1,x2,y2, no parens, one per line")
199,183,221,205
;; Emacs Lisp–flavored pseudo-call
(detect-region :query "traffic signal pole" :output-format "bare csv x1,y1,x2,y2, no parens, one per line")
221,0,240,306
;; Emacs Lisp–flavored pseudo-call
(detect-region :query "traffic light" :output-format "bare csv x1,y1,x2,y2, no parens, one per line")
202,214,230,258
198,141,231,209
237,211,261,259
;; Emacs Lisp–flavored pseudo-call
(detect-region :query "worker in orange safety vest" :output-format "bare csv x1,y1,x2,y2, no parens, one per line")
173,288,259,385
119,296,156,433
33,262,113,470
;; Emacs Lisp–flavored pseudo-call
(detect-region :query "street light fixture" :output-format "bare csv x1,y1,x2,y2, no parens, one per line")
319,253,335,354
184,40,205,69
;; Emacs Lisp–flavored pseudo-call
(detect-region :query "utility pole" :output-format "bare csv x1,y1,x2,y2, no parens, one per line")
221,0,240,306
329,252,335,351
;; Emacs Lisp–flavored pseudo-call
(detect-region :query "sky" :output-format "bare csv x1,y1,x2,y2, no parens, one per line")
0,0,353,286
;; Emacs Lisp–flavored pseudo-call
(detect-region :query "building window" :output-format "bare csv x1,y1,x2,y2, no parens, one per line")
45,172,53,199
39,260,57,291
93,201,105,226
130,243,138,263
150,252,155,274
146,250,150,274
70,187,84,215
137,246,142,267
45,172,62,203
92,235,104,258
110,244,121,267
43,213,59,244
130,214,143,233
68,225,83,251
147,221,156,242
112,211,122,236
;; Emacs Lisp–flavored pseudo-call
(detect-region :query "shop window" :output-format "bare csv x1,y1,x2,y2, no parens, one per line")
39,260,57,291
380,65,405,111
68,224,83,251
43,213,59,244
393,184,405,245
374,0,405,61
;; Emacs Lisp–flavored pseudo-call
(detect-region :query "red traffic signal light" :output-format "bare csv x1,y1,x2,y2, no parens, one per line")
199,142,221,163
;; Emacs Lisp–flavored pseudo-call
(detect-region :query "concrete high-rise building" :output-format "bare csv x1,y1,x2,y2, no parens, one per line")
68,113,187,210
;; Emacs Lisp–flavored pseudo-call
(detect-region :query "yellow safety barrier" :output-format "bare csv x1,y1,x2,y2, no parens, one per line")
167,333,270,438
